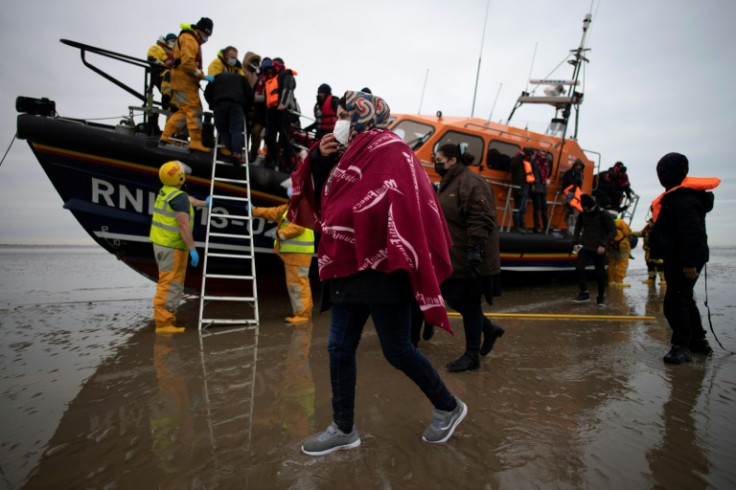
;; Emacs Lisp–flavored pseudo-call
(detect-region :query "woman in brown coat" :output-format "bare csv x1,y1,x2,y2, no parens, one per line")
435,143,505,372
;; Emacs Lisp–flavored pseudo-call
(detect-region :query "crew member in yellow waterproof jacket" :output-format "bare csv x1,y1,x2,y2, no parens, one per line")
149,161,209,333
160,17,214,153
250,196,314,324
607,213,632,287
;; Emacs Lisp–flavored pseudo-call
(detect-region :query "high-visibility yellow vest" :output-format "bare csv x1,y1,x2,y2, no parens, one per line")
277,211,314,254
149,185,194,250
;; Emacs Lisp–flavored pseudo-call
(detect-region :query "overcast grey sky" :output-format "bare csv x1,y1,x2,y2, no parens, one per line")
1,0,734,245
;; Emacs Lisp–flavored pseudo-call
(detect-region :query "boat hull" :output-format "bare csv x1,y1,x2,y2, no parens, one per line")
17,113,579,294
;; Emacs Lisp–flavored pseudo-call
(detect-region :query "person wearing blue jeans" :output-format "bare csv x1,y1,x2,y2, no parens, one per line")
293,91,467,456
328,301,455,431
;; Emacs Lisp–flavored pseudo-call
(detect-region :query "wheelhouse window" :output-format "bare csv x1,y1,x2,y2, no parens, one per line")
487,140,521,172
432,131,484,167
390,120,435,151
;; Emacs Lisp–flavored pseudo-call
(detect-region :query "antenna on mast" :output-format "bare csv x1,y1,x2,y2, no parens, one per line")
471,0,490,117
418,69,429,114
487,83,502,123
525,43,538,94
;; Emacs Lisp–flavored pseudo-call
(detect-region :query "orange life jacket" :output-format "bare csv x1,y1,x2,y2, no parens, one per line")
650,176,720,222
564,184,582,211
523,160,535,183
320,94,337,132
265,75,279,108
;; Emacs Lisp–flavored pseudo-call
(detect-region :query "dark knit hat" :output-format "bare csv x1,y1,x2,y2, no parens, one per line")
580,193,596,210
194,17,213,36
656,152,689,189
318,83,332,94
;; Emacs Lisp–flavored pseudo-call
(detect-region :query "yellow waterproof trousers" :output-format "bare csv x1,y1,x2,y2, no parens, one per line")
162,84,203,141
153,244,188,328
284,262,313,321
607,252,630,284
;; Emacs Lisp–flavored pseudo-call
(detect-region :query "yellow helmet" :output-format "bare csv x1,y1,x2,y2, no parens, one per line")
159,160,186,186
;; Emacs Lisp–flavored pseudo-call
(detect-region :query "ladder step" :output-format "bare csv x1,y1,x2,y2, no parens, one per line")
204,273,255,280
201,318,258,325
208,231,253,240
212,413,250,428
211,194,251,203
209,212,251,220
206,252,254,259
213,177,249,185
202,295,257,302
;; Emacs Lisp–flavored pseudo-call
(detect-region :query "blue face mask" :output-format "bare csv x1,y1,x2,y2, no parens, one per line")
227,57,237,66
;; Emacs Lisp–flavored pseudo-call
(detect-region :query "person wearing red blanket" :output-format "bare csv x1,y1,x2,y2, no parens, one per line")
289,90,467,455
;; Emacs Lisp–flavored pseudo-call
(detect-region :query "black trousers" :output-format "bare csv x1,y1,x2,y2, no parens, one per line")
576,248,607,299
663,262,706,347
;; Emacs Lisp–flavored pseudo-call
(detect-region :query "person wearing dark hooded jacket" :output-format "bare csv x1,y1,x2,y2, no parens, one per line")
572,193,616,306
650,152,720,364
435,143,505,372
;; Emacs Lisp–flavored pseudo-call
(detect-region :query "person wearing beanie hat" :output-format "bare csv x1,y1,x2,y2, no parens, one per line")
147,32,179,129
304,83,338,140
572,193,616,306
160,17,215,152
650,152,720,364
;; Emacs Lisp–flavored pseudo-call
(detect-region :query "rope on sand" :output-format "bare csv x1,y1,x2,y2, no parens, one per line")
447,312,655,321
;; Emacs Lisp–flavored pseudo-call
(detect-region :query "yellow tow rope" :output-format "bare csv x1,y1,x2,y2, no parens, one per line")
447,312,655,321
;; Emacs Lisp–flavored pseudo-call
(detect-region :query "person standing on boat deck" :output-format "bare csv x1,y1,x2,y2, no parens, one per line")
572,194,616,307
288,91,467,455
203,70,254,165
207,46,244,77
250,57,272,163
249,194,315,324
508,150,531,233
529,149,549,233
242,51,262,160
435,143,505,372
562,158,585,234
147,33,178,128
649,152,720,364
149,161,209,333
303,83,338,140
264,58,299,172
160,17,214,153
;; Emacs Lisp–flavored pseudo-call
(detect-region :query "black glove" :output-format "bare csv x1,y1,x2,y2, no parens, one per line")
466,246,483,278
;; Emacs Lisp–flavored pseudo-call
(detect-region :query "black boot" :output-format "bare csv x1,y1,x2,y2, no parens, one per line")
447,352,480,372
689,339,713,356
663,345,692,364
480,321,505,356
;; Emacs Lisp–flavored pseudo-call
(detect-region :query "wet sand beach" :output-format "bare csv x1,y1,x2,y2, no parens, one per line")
1,246,735,489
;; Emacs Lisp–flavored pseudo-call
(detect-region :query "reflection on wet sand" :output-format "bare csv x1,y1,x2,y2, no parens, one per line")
17,264,736,489
647,362,709,490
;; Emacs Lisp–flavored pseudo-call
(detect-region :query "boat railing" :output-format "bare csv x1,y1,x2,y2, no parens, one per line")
420,159,572,235
60,39,153,105
463,122,557,149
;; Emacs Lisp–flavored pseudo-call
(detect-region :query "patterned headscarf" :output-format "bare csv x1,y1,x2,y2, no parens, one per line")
343,90,391,133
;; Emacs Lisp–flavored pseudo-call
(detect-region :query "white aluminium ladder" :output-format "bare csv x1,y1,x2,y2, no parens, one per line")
197,124,259,331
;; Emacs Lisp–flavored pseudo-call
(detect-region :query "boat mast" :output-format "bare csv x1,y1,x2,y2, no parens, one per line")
567,13,592,140
506,14,592,140
471,0,490,117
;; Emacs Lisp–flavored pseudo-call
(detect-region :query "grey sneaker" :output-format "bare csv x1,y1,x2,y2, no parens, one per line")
301,422,361,456
422,395,467,443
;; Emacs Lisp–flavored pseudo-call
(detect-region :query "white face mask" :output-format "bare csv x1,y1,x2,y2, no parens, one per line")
333,119,351,145
227,57,237,66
